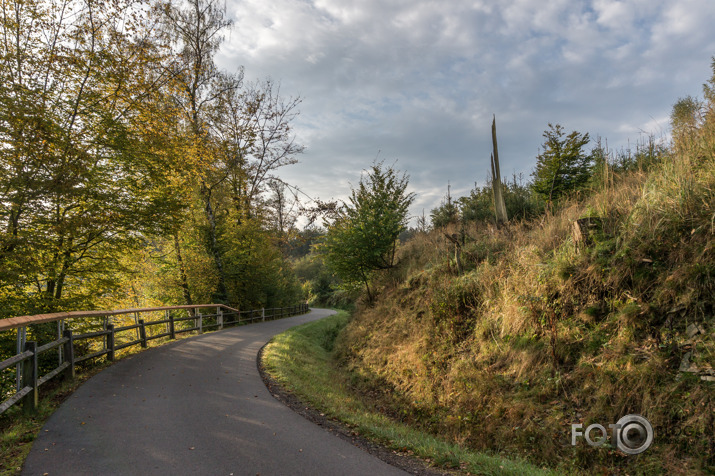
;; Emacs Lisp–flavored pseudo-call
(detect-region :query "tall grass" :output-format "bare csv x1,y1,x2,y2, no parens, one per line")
336,77,715,474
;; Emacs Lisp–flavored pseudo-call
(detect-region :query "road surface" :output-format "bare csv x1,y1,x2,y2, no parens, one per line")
22,308,408,475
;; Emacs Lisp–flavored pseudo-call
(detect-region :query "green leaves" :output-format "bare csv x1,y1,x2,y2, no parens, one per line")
531,123,592,203
0,0,305,316
323,162,415,301
0,0,186,314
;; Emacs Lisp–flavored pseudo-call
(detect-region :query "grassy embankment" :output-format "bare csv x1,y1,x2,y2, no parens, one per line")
262,311,558,475
267,78,715,474
331,114,714,473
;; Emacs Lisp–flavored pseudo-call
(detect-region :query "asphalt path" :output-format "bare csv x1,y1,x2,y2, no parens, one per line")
22,308,408,476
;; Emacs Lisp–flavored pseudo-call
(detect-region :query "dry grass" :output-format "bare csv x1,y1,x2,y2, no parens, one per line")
335,101,715,474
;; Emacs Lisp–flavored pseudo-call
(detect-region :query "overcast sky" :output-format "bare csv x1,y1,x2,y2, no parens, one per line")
215,0,715,226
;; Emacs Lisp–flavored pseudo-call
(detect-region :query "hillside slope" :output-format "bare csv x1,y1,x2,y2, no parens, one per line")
335,80,715,473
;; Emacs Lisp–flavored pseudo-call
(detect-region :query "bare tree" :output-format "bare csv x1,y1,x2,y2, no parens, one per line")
491,115,509,225
266,179,298,237
214,79,304,224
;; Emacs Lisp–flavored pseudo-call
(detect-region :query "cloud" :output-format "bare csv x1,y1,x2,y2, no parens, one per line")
216,0,715,226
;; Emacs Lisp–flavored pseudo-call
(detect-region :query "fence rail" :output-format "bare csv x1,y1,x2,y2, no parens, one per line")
0,303,309,415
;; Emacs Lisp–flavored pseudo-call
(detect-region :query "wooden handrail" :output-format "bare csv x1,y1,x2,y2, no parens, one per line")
1,302,310,415
0,304,241,331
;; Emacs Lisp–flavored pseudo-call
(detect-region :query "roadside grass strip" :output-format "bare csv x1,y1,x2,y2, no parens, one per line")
261,311,561,476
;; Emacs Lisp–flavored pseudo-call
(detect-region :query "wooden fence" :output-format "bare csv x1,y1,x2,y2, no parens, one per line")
0,303,309,415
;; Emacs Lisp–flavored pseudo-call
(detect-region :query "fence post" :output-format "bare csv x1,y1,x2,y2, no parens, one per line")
22,341,38,414
262,308,265,322
106,324,115,361
57,320,64,367
169,312,175,339
63,330,75,380
139,319,147,348
218,307,223,330
16,326,26,392
134,312,140,342
198,311,203,334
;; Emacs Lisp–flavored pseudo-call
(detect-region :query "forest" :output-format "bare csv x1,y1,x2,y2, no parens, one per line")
0,0,305,321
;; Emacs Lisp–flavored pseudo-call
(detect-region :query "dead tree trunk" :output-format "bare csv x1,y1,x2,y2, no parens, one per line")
491,115,508,226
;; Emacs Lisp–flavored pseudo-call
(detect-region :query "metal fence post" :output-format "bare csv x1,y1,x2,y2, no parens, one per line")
57,320,64,366
22,341,38,414
102,317,108,352
134,311,141,341
16,326,26,392
63,329,75,380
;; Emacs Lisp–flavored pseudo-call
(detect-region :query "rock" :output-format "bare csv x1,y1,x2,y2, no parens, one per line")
679,352,692,372
686,323,700,339
701,376,715,382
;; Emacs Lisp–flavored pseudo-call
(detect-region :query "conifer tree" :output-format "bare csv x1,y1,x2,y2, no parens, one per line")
531,123,592,204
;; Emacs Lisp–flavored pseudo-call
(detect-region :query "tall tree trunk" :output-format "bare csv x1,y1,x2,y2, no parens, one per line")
174,231,193,306
201,183,229,302
3,202,23,253
54,249,72,300
45,279,56,303
364,278,373,304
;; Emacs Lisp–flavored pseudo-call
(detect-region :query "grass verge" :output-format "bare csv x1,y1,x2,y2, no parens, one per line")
261,310,561,476
0,361,111,476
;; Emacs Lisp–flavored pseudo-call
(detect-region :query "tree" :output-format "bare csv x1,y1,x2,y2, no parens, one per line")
214,79,304,225
159,1,303,306
430,183,459,228
0,0,183,315
491,115,508,224
158,0,242,303
531,124,592,204
323,163,415,302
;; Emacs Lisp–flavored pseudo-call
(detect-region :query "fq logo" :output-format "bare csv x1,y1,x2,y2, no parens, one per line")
571,414,653,455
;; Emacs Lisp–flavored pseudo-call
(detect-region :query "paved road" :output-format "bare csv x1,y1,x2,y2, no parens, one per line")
23,309,407,475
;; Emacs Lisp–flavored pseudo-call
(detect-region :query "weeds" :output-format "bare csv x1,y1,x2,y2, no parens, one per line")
335,82,715,474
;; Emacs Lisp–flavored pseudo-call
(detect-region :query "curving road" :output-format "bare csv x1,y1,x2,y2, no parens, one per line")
22,309,408,475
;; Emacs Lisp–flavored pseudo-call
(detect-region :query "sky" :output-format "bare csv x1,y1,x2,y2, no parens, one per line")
215,0,715,226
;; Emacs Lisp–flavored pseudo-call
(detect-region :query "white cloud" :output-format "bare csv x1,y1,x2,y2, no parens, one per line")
216,0,715,226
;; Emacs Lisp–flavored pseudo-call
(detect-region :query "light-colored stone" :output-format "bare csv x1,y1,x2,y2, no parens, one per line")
679,352,692,372
686,323,700,339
